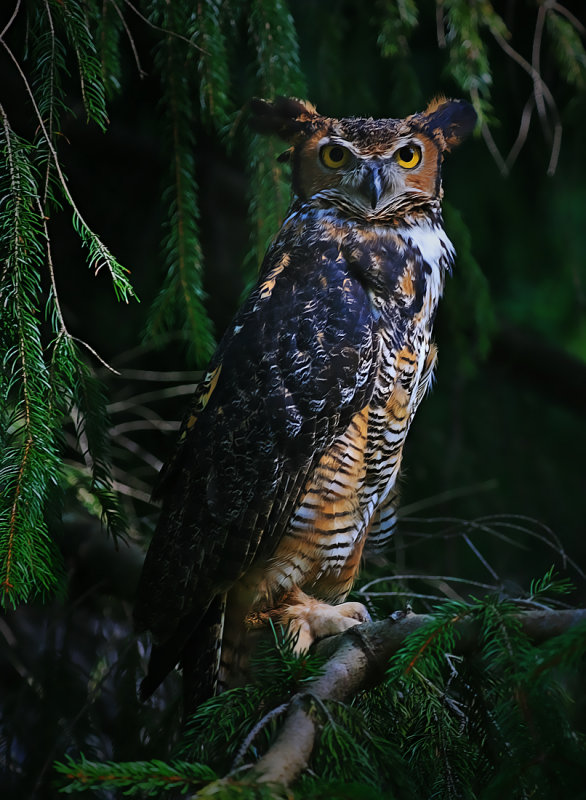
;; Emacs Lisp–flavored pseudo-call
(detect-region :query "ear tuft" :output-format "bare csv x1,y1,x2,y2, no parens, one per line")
424,95,449,115
421,99,477,151
249,96,320,141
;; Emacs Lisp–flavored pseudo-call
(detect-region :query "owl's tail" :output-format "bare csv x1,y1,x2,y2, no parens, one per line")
180,594,226,717
138,593,226,720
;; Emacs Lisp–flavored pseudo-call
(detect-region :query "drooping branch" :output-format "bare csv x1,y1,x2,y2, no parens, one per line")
248,607,586,787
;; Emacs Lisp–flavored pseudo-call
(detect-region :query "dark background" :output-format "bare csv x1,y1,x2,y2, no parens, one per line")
1,1,585,796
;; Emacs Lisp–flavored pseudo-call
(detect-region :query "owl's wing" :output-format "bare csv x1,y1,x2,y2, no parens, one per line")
134,235,377,690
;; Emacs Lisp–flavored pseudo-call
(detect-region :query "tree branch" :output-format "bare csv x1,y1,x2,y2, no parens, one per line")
247,608,586,787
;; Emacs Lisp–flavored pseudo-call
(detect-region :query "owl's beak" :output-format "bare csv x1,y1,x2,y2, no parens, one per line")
361,162,385,210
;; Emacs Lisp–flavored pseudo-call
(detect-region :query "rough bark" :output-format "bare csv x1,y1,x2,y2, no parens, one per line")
248,607,586,786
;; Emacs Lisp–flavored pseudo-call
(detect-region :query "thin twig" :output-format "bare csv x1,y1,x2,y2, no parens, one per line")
551,2,586,34
113,436,163,473
490,25,562,174
66,456,157,502
72,337,120,374
107,383,197,413
109,0,146,78
118,368,203,382
41,0,56,207
112,479,155,504
532,4,548,134
122,0,205,53
511,597,570,612
358,575,501,594
398,479,498,516
69,406,93,471
505,95,535,171
0,617,44,693
0,0,21,40
108,463,156,495
412,665,467,721
37,198,66,334
109,419,179,435
480,123,509,177
110,433,164,472
231,703,289,771
397,514,585,581
468,88,508,175
360,590,447,602
107,334,188,367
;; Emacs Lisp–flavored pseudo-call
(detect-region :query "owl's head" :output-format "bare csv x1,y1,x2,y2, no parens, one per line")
250,96,476,222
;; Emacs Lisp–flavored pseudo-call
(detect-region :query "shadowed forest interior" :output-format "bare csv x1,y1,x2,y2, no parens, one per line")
1,1,585,798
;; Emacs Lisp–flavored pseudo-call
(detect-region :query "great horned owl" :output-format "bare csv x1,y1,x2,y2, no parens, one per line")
134,96,476,711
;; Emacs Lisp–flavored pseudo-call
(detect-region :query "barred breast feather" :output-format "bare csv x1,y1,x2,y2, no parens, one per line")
134,201,453,703
259,206,454,604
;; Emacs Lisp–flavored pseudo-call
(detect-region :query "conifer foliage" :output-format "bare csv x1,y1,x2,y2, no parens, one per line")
1,1,585,797
55,587,586,798
0,0,306,608
0,0,135,607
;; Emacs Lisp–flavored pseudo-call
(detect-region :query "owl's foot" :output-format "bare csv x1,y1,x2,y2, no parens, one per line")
273,587,371,653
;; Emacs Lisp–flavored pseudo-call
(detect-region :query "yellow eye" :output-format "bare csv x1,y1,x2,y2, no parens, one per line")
320,143,351,169
395,144,422,169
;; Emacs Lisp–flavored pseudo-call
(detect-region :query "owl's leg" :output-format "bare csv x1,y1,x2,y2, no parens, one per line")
218,581,263,693
272,586,370,653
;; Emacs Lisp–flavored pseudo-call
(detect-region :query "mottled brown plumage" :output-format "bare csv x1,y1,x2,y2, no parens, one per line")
134,96,476,710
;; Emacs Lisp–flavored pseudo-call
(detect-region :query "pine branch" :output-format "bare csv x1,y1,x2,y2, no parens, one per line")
0,106,64,606
52,0,109,131
143,3,215,365
441,0,507,113
54,596,586,796
244,0,306,283
95,0,127,97
72,210,135,303
195,0,230,128
0,12,136,302
29,0,68,207
0,3,132,602
179,624,327,773
54,754,217,796
377,0,419,58
51,334,128,541
248,608,586,787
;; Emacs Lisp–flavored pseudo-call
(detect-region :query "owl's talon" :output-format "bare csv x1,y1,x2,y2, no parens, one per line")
274,591,371,653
